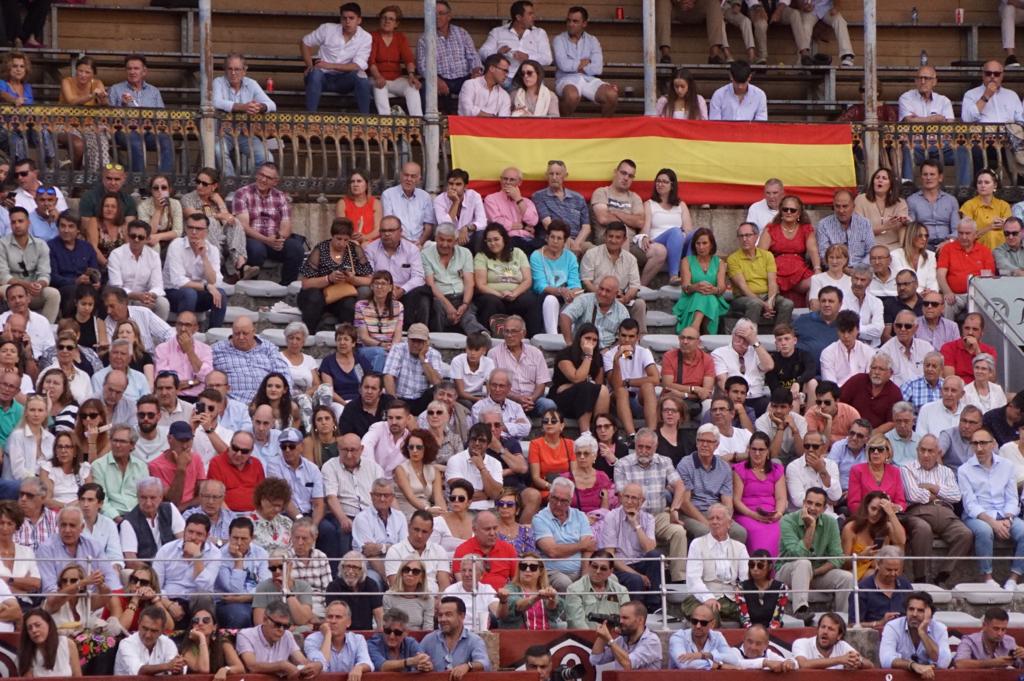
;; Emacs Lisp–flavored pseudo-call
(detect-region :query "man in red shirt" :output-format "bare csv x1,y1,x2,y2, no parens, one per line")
207,431,264,512
839,354,903,434
660,328,715,420
148,421,205,510
936,218,995,321
941,312,997,384
451,510,517,590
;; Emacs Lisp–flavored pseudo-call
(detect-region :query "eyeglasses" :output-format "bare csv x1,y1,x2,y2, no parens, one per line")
448,494,468,503
401,566,423,576
129,575,152,587
195,177,214,187
58,344,76,351
15,170,30,178
689,617,711,626
151,184,169,191
80,412,101,419
922,300,942,307
268,564,284,572
971,439,994,446
1006,230,1022,237
191,616,213,625
230,445,253,454
267,618,290,630
383,628,405,636
407,443,425,452
104,163,125,171
893,323,914,330
35,187,56,196
129,233,148,241
519,562,541,572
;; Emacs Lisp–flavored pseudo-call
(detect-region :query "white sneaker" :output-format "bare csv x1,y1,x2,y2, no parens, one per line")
1004,579,1019,592
985,578,1001,589
840,55,855,67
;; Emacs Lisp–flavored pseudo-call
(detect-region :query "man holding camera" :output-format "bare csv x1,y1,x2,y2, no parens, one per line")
588,601,662,670
565,550,630,629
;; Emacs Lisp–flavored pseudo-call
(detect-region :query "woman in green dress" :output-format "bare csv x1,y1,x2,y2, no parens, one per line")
673,227,729,333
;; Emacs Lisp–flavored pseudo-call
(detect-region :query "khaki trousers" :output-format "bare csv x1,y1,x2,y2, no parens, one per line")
655,0,728,53
654,510,688,581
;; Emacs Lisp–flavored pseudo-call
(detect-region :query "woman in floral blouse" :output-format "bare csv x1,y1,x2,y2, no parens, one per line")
247,478,292,554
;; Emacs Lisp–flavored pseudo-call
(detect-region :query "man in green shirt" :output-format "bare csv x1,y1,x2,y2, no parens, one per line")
91,425,150,520
777,487,852,623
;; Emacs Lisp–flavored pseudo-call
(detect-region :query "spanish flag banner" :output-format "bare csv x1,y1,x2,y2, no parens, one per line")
448,116,856,206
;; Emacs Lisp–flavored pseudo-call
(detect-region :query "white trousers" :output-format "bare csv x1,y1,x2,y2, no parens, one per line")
373,77,423,116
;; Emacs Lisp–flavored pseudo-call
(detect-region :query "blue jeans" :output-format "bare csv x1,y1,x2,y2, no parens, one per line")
166,287,227,329
246,234,305,285
966,516,1024,576
317,515,353,579
526,397,559,417
216,601,254,629
900,141,971,187
357,346,388,373
114,130,173,173
217,134,266,177
654,229,687,277
305,69,372,113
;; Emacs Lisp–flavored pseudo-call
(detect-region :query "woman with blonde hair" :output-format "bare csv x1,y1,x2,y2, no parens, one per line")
382,558,433,629
496,551,565,629
890,221,938,293
6,394,54,480
43,559,122,634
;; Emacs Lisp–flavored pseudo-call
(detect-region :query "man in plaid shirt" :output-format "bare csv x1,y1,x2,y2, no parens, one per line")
382,323,443,414
232,161,305,285
288,517,332,618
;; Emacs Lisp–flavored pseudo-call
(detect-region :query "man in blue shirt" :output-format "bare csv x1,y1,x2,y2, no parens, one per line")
827,419,871,491
152,513,220,628
48,210,99,302
27,186,58,241
795,286,842,370
303,600,373,675
879,591,952,675
366,609,431,671
668,603,741,669
532,476,595,591
215,516,270,629
107,55,173,173
850,546,913,628
213,54,276,177
420,597,490,676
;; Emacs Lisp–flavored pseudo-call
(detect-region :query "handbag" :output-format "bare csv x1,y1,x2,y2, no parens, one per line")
323,281,358,304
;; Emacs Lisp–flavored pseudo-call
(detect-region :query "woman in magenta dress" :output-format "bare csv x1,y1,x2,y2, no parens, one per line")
756,194,820,304
732,432,787,555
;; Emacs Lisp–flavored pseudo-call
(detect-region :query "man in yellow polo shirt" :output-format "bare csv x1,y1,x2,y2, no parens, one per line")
725,221,794,331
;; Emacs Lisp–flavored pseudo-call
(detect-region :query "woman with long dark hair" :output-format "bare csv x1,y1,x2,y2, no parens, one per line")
655,68,707,119
251,372,296,430
473,223,543,335
64,285,107,351
297,217,373,331
303,405,339,466
510,59,559,117
355,269,404,373
18,608,81,677
335,169,381,243
179,605,244,681
853,167,909,250
841,489,906,581
758,194,819,302
640,167,693,286
549,323,610,435
394,429,443,515
732,432,786,555
73,398,109,462
735,550,789,629
40,431,91,509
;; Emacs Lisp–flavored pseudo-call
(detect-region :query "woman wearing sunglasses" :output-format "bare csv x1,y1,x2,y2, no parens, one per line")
528,409,575,499
735,549,788,629
394,430,443,517
72,398,110,461
115,565,173,633
497,552,565,630
179,605,244,681
841,490,906,582
382,559,433,630
495,487,537,555
510,59,559,117
39,431,92,510
44,562,122,634
846,436,907,516
430,478,475,554
758,194,819,306
137,175,183,253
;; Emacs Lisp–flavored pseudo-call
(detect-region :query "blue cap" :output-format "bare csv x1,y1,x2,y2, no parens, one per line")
168,421,194,441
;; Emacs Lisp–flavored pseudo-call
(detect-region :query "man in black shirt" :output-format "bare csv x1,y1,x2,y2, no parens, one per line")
765,323,815,408
339,373,393,438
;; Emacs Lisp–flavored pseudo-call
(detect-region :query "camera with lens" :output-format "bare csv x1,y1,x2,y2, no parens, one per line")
552,664,585,681
587,613,620,628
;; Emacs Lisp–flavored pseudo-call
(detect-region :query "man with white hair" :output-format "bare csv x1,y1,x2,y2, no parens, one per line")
843,266,884,347
613,428,688,582
885,401,921,465
421,222,487,335
916,375,965,437
600,481,661,612
711,318,774,415
839,352,903,433
677,423,748,542
682,503,749,624
745,179,784,231
880,310,934,387
937,218,995,321
901,351,945,412
352,478,408,584
488,314,557,417
36,503,124,593
183,479,235,546
470,369,531,439
120,476,186,569
92,339,149,402
533,476,595,591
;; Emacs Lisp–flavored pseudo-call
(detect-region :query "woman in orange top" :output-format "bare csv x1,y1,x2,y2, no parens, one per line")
369,5,422,116
528,409,576,498
59,56,108,170
334,169,381,243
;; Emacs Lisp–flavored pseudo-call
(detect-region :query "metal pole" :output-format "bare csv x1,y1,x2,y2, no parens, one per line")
198,0,216,169
851,553,862,627
642,0,656,115
422,0,441,192
862,0,879,177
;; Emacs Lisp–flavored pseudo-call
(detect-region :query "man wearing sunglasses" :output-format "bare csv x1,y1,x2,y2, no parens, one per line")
0,210,60,324
238,600,323,678
785,431,842,513
668,603,740,669
11,159,67,214
994,216,1024,275
915,291,960,351
108,219,171,321
163,213,228,330
208,431,265,513
879,311,933,388
881,269,922,343
366,608,432,671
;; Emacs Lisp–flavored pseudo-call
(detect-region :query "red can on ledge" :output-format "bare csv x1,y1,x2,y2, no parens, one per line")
955,8,964,25
615,6,624,19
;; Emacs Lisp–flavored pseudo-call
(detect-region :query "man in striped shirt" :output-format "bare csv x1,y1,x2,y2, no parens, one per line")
900,434,972,584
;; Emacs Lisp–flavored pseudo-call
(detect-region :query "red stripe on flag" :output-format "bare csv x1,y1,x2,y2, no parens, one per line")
448,116,853,146
468,180,851,206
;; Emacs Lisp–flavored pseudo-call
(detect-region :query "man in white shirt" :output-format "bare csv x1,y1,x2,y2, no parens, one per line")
728,625,797,671
603,318,658,442
820,310,874,387
320,434,382,575
11,159,68,214
756,387,808,463
880,311,934,387
361,401,409,476
300,2,372,113
0,283,53,358
104,285,173,353
915,376,965,437
683,504,749,623
470,369,531,439
381,162,435,245
384,510,453,592
445,423,503,511
785,431,842,512
457,54,513,118
352,478,408,583
114,606,183,675
711,318,773,415
163,213,227,330
745,179,784,231
709,60,767,121
898,65,968,186
792,612,872,669
842,266,884,347
107,220,169,320
77,482,126,574
433,169,487,247
962,60,1023,170
132,395,169,463
479,0,552,80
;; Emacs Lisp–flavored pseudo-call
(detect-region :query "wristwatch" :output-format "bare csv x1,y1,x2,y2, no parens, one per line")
751,342,761,349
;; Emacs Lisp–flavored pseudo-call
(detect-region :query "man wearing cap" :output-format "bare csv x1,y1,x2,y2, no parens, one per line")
148,421,206,510
382,323,443,415
267,428,325,526
207,431,265,513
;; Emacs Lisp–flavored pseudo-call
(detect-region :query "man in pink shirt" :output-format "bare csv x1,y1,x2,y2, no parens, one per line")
484,166,541,252
153,311,213,398
361,401,410,476
148,421,206,510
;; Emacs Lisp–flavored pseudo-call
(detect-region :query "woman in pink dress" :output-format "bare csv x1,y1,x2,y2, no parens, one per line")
732,432,787,556
756,195,820,304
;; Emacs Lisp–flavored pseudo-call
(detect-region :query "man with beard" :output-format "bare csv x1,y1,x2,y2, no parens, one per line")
793,612,872,669
588,600,662,670
339,373,392,438
420,597,490,674
361,402,409,476
132,395,168,462
839,353,903,433
880,591,952,676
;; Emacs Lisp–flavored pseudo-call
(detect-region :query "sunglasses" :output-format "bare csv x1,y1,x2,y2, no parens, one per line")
15,170,30,178
867,445,888,453
690,617,711,626
780,206,799,213
922,300,942,307
495,500,516,508
80,412,101,419
268,619,290,630
281,443,300,450
383,627,405,636
407,443,425,451
984,70,1005,77
58,344,76,351
35,187,57,196
449,494,468,503
191,616,213,625
893,323,914,330
231,445,253,455
104,163,125,171
59,577,80,585
128,233,148,241
804,442,822,450
542,418,561,424
749,560,768,569
269,564,284,572
151,184,169,191
427,409,445,416
815,400,833,406
195,177,214,187
129,575,152,587
519,563,541,572
137,411,159,420
401,566,423,576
